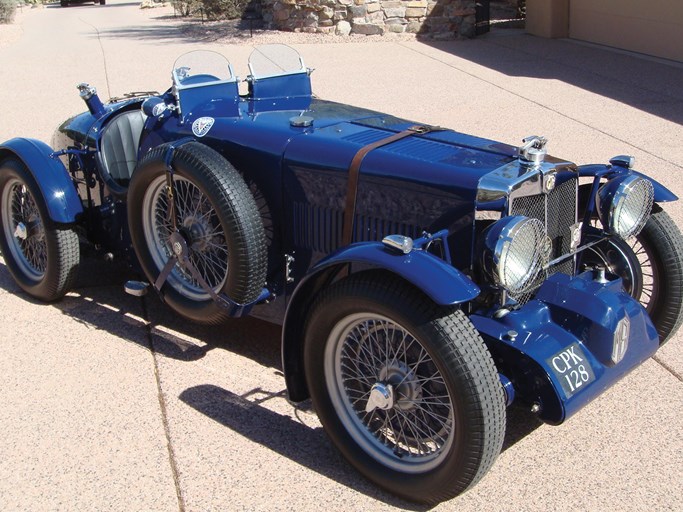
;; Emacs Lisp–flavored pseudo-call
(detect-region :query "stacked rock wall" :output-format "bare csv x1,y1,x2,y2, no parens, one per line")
261,0,476,39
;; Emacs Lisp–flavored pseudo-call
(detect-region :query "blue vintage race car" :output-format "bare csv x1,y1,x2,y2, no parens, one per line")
0,45,681,504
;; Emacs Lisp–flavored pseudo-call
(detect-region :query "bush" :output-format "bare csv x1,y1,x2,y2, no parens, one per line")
200,0,249,20
172,0,199,17
0,0,16,24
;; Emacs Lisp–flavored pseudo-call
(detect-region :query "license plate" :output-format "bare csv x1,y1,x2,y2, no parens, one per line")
546,343,596,398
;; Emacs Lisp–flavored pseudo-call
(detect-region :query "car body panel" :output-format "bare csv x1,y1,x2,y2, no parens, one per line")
0,137,83,223
471,272,659,424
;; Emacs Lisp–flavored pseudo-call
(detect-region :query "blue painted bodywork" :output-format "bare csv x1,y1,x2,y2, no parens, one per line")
0,138,83,223
305,241,480,305
2,48,677,424
577,163,678,202
471,272,659,424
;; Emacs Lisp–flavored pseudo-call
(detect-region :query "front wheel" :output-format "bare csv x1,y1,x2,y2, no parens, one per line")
0,158,80,301
583,204,683,345
304,274,505,505
628,205,683,343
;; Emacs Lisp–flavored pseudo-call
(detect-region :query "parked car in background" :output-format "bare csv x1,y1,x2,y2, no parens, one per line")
60,0,105,7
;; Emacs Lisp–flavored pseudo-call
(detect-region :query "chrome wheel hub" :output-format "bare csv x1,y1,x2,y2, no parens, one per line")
182,214,211,252
365,382,395,413
14,221,27,240
379,360,423,412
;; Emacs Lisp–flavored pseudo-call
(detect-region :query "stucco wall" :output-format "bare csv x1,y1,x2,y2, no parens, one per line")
527,0,683,63
569,0,683,62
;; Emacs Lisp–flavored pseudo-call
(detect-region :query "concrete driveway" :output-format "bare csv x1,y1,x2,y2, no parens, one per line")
0,2,681,510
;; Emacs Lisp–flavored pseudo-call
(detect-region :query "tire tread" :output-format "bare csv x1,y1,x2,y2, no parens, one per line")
130,142,266,324
305,273,505,505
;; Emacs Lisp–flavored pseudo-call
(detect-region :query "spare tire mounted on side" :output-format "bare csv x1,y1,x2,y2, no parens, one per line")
128,142,267,324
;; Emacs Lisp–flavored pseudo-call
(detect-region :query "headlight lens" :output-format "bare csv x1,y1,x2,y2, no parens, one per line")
482,216,549,294
597,175,653,239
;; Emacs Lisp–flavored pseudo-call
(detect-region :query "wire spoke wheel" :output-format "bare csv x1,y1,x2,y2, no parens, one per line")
327,314,454,472
142,175,229,301
0,159,79,301
1,178,48,281
128,142,266,324
583,205,683,344
626,235,657,311
304,274,505,504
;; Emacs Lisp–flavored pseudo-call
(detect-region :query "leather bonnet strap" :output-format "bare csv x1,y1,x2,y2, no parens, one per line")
341,124,442,247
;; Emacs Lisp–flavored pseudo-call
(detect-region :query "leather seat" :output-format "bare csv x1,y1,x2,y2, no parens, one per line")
99,110,147,183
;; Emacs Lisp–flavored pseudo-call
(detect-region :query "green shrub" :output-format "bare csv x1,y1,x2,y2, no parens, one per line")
200,0,248,20
173,0,199,17
0,0,16,24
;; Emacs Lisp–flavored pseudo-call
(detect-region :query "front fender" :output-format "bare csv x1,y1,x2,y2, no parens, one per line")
282,241,480,402
577,163,678,203
0,138,82,223
311,242,480,305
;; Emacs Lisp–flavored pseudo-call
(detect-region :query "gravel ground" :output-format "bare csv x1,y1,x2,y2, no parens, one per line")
171,16,420,45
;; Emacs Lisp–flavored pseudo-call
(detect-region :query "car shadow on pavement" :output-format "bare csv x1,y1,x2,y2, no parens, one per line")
0,255,282,368
1,255,542,504
179,383,430,510
179,385,543,508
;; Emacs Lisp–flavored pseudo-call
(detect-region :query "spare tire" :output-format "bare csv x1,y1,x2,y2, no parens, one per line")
128,142,267,324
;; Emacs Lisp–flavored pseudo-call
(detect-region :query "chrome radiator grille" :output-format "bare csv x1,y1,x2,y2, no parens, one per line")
509,176,578,303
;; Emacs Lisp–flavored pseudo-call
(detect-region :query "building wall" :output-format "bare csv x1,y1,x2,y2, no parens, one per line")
527,0,683,63
569,0,683,62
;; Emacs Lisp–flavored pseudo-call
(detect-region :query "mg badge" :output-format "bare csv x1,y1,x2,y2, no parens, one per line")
545,171,556,192
612,316,630,364
570,222,583,252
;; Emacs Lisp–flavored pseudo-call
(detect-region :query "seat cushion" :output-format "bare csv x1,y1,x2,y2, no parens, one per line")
100,110,147,182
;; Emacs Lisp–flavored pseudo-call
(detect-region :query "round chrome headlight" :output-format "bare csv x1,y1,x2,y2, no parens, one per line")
597,175,653,239
482,216,549,294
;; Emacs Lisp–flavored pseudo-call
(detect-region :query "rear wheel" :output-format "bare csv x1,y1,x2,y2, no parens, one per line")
304,274,505,505
0,158,80,301
128,142,266,324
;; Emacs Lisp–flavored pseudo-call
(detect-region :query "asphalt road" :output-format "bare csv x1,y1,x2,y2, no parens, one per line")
0,2,682,511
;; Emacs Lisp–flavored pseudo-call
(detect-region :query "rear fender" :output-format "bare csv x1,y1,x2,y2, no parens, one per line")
282,241,480,402
0,138,83,223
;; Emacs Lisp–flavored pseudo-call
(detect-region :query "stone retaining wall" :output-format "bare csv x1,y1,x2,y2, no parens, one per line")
261,0,476,39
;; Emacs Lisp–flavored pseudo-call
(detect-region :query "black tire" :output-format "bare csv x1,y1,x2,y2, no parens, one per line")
630,205,683,344
99,0,105,5
60,0,68,6
304,274,505,505
0,158,80,302
581,182,683,345
128,142,266,324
